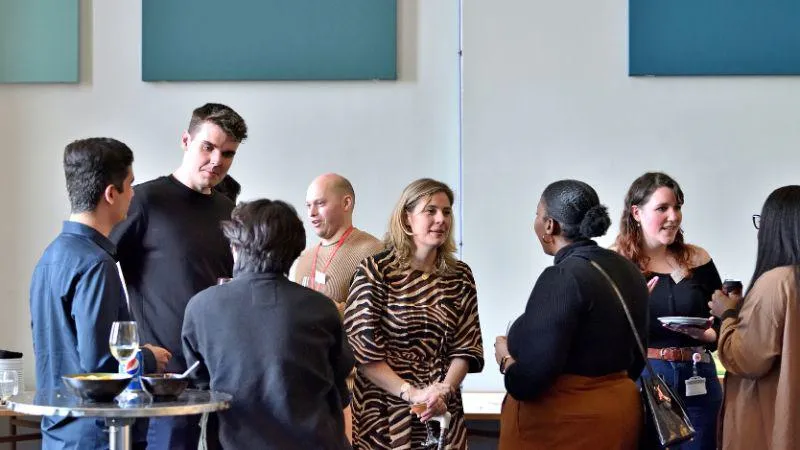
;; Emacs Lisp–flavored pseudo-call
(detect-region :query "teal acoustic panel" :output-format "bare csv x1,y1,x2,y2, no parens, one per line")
630,0,800,76
0,0,79,83
142,0,397,81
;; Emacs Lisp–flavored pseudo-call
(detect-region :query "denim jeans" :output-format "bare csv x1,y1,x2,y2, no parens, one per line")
640,358,723,450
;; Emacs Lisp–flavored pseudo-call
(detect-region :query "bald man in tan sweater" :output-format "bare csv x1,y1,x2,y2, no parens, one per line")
291,173,383,442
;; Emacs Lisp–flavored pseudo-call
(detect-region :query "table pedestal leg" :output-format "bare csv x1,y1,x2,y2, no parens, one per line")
106,418,135,450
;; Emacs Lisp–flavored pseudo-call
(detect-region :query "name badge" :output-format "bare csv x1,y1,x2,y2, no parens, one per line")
685,376,707,396
315,270,327,285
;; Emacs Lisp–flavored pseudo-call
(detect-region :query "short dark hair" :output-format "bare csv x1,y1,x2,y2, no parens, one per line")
541,179,611,240
222,199,305,274
187,103,248,142
750,185,800,294
215,175,241,203
63,137,133,213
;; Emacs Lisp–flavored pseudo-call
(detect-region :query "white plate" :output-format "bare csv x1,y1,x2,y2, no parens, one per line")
658,316,711,327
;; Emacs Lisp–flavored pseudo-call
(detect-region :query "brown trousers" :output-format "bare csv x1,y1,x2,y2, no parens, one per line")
499,372,641,450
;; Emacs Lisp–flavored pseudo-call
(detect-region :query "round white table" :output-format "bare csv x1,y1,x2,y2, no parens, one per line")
5,389,231,450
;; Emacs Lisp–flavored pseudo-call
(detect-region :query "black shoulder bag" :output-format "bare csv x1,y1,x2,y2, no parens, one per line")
584,258,696,448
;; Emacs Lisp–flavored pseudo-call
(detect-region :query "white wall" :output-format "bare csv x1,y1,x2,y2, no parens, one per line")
2,0,799,398
0,0,461,390
462,0,800,390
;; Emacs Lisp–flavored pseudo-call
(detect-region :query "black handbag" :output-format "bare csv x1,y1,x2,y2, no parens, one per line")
584,258,696,449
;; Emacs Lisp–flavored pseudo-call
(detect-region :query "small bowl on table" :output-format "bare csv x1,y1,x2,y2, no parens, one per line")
61,373,132,402
140,374,189,401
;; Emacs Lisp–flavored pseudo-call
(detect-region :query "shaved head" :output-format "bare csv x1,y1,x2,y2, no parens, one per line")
305,173,356,244
311,173,355,203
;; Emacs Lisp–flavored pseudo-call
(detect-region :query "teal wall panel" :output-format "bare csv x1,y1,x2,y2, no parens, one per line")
142,0,397,81
630,0,800,76
0,0,80,83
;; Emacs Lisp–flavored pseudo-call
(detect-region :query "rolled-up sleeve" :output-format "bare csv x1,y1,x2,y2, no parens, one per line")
344,259,387,365
446,263,484,373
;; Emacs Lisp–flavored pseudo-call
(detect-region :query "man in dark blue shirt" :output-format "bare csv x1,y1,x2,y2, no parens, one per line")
30,138,171,450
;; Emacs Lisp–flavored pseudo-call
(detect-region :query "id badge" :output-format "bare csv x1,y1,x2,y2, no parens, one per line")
315,270,327,285
685,376,707,396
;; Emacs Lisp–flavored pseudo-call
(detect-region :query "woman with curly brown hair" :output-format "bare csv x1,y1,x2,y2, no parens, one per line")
614,172,723,450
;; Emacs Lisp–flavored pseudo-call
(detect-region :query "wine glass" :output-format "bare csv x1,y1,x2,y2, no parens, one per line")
422,420,440,448
109,321,139,368
411,403,441,448
0,369,19,404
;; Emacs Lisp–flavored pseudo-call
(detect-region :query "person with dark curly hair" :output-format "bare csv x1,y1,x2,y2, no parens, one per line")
494,179,649,449
182,199,354,449
613,172,723,450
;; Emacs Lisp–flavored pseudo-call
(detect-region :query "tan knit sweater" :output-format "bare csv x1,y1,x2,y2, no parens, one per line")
292,227,384,315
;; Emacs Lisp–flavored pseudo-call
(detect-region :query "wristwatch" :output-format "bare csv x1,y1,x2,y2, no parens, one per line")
399,382,412,402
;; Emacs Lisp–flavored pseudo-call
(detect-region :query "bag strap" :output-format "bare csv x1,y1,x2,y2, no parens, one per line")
575,256,658,378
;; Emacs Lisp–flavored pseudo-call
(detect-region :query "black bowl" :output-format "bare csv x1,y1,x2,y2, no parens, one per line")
61,373,132,402
140,374,189,401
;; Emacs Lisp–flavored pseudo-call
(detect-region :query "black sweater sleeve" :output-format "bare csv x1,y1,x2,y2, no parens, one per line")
504,266,583,401
331,322,356,408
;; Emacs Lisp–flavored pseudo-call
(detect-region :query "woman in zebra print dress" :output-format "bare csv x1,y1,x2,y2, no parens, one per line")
344,178,484,450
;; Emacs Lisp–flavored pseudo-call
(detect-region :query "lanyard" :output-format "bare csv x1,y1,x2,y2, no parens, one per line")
309,226,354,291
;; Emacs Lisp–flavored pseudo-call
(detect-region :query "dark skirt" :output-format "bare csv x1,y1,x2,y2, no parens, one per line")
499,371,642,450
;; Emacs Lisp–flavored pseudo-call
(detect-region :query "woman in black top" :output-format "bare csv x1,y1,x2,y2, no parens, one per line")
494,180,649,450
614,172,723,450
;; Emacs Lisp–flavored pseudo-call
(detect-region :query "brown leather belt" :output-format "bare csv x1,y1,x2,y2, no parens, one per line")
647,347,712,363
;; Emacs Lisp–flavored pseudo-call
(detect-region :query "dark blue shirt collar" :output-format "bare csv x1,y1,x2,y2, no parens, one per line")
61,221,117,258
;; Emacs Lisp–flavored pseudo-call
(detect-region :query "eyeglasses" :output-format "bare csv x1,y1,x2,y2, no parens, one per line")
752,214,761,230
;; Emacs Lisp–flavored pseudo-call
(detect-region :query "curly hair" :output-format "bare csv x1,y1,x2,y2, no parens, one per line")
222,199,305,274
614,172,692,273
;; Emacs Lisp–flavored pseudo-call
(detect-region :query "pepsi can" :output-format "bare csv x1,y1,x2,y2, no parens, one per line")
119,348,144,391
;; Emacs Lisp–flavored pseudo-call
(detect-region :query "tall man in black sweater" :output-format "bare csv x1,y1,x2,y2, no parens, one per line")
111,103,248,450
